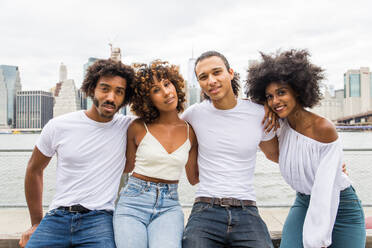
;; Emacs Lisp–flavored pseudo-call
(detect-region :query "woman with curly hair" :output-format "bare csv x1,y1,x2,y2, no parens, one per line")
113,60,199,248
246,49,366,248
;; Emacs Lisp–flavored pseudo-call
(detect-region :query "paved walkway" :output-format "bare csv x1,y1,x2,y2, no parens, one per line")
1,206,372,239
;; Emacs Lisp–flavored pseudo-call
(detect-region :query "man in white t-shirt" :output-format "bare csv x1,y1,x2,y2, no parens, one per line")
19,59,135,248
182,51,278,248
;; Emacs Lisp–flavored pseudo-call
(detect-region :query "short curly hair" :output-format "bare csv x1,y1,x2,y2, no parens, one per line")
195,51,240,100
245,49,324,108
81,59,135,107
131,60,186,123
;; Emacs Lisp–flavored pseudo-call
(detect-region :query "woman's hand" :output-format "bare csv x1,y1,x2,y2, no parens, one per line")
262,102,280,133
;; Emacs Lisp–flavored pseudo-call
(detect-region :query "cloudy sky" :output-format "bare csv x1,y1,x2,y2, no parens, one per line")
1,0,371,92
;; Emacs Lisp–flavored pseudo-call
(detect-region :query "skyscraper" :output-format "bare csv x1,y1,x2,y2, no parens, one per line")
343,67,372,116
53,64,81,117
186,57,201,107
59,63,67,82
83,57,100,110
0,69,8,128
16,91,54,129
0,65,22,127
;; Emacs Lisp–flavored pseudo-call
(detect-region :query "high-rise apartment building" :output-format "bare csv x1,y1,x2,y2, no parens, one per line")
83,57,100,110
16,91,54,129
186,57,201,107
0,65,22,127
343,67,372,116
0,69,8,128
53,64,81,117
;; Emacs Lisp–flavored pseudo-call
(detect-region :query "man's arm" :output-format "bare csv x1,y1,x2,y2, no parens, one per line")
123,121,140,173
259,137,279,163
185,126,199,185
20,146,51,247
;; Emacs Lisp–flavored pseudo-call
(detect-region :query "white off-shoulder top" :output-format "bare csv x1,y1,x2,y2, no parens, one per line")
277,119,351,248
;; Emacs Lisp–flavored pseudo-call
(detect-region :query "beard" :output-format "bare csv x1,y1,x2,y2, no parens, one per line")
93,97,118,119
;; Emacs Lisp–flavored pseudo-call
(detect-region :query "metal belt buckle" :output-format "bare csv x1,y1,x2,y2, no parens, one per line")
68,206,79,213
220,198,232,207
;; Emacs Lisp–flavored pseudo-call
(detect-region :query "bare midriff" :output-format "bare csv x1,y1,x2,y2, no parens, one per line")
132,172,179,184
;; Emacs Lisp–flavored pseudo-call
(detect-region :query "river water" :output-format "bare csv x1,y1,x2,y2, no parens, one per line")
0,132,371,207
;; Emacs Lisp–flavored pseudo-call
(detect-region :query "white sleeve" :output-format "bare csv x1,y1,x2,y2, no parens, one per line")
303,141,343,248
261,127,275,141
36,119,57,157
181,105,195,124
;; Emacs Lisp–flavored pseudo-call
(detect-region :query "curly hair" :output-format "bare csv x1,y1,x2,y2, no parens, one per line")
81,59,135,107
130,60,186,123
245,49,324,108
195,51,240,100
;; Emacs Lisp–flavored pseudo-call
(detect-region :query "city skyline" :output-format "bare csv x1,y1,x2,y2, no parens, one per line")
1,0,372,92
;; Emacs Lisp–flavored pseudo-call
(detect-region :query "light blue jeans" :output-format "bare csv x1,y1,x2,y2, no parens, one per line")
113,176,184,248
280,186,366,248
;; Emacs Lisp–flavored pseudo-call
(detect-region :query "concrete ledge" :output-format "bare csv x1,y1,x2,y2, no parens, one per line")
1,232,372,248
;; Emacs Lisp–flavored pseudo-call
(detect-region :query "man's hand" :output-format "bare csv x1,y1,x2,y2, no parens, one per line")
342,163,348,176
19,224,38,248
262,103,280,133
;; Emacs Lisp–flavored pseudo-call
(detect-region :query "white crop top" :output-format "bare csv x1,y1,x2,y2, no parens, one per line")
132,122,192,181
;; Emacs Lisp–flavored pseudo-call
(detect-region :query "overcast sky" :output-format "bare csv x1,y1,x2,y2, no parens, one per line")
1,0,371,93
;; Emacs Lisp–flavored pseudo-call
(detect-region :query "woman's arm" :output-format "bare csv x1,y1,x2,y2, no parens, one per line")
185,125,199,185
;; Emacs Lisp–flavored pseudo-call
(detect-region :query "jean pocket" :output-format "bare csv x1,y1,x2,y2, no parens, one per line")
167,188,179,201
191,202,211,214
45,209,63,217
337,199,364,224
244,206,260,218
121,184,144,197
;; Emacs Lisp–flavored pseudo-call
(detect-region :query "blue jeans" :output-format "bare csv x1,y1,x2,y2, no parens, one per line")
182,201,274,248
280,186,366,248
26,209,115,248
113,176,184,248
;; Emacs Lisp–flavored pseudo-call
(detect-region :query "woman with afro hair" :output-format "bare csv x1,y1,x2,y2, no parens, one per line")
246,49,365,248
113,60,198,248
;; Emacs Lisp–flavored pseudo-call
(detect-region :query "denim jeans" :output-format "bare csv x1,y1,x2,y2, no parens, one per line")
113,176,184,248
26,209,115,248
182,201,274,248
280,186,366,248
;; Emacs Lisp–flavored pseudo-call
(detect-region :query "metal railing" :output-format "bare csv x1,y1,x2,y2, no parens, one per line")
1,148,371,207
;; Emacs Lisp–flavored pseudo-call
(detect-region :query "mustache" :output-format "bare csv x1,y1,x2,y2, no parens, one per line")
101,101,116,108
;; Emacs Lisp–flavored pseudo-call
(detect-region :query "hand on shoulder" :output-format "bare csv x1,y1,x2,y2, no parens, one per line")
312,117,338,143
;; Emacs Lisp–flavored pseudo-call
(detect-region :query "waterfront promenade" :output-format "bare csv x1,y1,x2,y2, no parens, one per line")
1,206,371,247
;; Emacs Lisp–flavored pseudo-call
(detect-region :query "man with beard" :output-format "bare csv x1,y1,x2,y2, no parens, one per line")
19,59,135,248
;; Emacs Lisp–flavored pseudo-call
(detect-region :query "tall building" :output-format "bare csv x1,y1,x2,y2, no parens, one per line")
0,69,8,128
186,57,201,107
343,67,372,116
312,86,343,121
109,44,121,62
53,64,81,117
16,91,53,129
0,65,22,127
59,63,67,82
83,57,100,110
53,79,81,117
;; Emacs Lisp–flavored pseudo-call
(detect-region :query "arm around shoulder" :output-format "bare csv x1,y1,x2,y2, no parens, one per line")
123,119,142,173
185,124,199,185
259,136,279,163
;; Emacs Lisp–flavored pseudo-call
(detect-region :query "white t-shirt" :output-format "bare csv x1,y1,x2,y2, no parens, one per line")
36,111,132,211
182,99,274,201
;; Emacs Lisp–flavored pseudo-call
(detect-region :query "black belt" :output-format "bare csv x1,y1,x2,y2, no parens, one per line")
57,204,91,213
195,197,256,207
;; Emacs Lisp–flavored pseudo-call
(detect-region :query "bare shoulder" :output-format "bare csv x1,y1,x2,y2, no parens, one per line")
128,118,146,133
312,116,338,143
